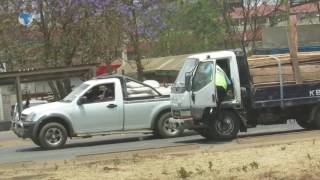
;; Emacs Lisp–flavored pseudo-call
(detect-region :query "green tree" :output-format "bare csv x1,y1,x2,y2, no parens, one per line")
150,0,225,57
0,0,123,100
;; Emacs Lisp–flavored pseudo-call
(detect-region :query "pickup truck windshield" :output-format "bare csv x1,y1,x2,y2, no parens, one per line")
175,58,198,85
63,83,89,102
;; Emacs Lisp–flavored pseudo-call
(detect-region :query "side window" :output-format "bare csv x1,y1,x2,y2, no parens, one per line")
125,79,158,98
192,62,214,92
82,83,115,103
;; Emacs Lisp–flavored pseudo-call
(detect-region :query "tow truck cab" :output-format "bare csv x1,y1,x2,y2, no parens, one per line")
170,50,248,129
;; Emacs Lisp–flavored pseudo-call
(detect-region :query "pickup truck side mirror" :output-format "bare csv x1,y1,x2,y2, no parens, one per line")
185,72,192,91
77,96,88,105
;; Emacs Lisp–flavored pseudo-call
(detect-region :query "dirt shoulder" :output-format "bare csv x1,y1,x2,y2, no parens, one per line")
1,131,320,179
0,131,32,148
0,139,31,148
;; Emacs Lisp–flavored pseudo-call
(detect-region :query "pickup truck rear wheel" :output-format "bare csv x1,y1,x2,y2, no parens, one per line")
201,111,240,140
38,122,68,149
156,112,183,138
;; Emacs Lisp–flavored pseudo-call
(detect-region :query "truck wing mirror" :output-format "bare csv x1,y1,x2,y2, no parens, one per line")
185,72,192,91
77,96,88,105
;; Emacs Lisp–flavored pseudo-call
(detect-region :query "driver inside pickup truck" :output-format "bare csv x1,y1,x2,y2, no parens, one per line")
85,86,103,103
102,84,115,100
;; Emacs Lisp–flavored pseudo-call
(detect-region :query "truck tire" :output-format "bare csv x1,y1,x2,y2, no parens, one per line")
31,137,41,147
38,122,68,149
202,111,240,140
296,119,313,129
313,108,320,129
196,128,214,139
156,112,183,138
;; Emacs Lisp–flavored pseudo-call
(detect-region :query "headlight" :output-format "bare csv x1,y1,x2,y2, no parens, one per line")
24,113,36,122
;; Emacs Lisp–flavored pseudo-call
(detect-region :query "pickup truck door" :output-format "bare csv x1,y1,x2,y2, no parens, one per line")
190,61,217,120
72,80,124,133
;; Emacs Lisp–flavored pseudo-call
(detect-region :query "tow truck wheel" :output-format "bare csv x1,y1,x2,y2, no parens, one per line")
296,119,313,129
31,137,41,146
203,111,240,140
196,128,214,139
156,112,183,138
38,122,68,149
313,107,320,129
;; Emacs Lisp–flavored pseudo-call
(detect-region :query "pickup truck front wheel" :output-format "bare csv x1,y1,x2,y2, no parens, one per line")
38,122,68,149
156,112,183,138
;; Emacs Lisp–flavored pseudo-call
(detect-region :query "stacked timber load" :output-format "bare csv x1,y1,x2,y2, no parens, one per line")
247,52,320,85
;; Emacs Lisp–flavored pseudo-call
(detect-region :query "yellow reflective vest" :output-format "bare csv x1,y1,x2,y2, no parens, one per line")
216,66,228,91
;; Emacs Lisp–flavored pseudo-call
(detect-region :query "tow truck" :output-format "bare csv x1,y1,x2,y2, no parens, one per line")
170,50,320,139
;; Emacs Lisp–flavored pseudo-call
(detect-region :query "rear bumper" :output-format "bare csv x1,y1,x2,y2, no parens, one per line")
11,121,35,139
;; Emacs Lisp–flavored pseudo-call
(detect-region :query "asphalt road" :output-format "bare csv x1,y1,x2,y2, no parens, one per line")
0,120,302,164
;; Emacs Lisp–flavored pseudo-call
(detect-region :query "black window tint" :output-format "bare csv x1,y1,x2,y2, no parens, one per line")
82,83,115,103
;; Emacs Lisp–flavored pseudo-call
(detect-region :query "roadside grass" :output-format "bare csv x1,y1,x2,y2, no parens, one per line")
0,139,320,179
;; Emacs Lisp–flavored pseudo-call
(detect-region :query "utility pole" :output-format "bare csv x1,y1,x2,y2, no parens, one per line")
286,0,302,84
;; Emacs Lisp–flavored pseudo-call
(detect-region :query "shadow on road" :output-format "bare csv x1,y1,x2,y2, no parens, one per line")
16,135,155,152
174,129,307,145
14,129,307,152
16,131,198,152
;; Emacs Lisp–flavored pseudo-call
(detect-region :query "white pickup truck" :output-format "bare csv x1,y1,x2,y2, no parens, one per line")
12,75,182,149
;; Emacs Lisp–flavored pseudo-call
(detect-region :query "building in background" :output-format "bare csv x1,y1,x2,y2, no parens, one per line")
119,54,190,84
229,1,320,50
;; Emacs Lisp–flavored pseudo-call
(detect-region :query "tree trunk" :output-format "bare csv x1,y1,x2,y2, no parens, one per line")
317,1,320,23
221,1,235,48
131,5,144,81
63,79,72,95
240,1,250,57
48,81,60,100
287,12,302,84
135,48,144,81
55,80,66,99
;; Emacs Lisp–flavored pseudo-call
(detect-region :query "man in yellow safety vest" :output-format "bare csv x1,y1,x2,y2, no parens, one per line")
215,65,232,105
203,63,232,105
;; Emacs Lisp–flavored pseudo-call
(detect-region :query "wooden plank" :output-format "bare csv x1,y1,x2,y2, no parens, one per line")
250,51,320,58
252,71,320,84
251,64,320,76
248,52,320,61
248,55,320,68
